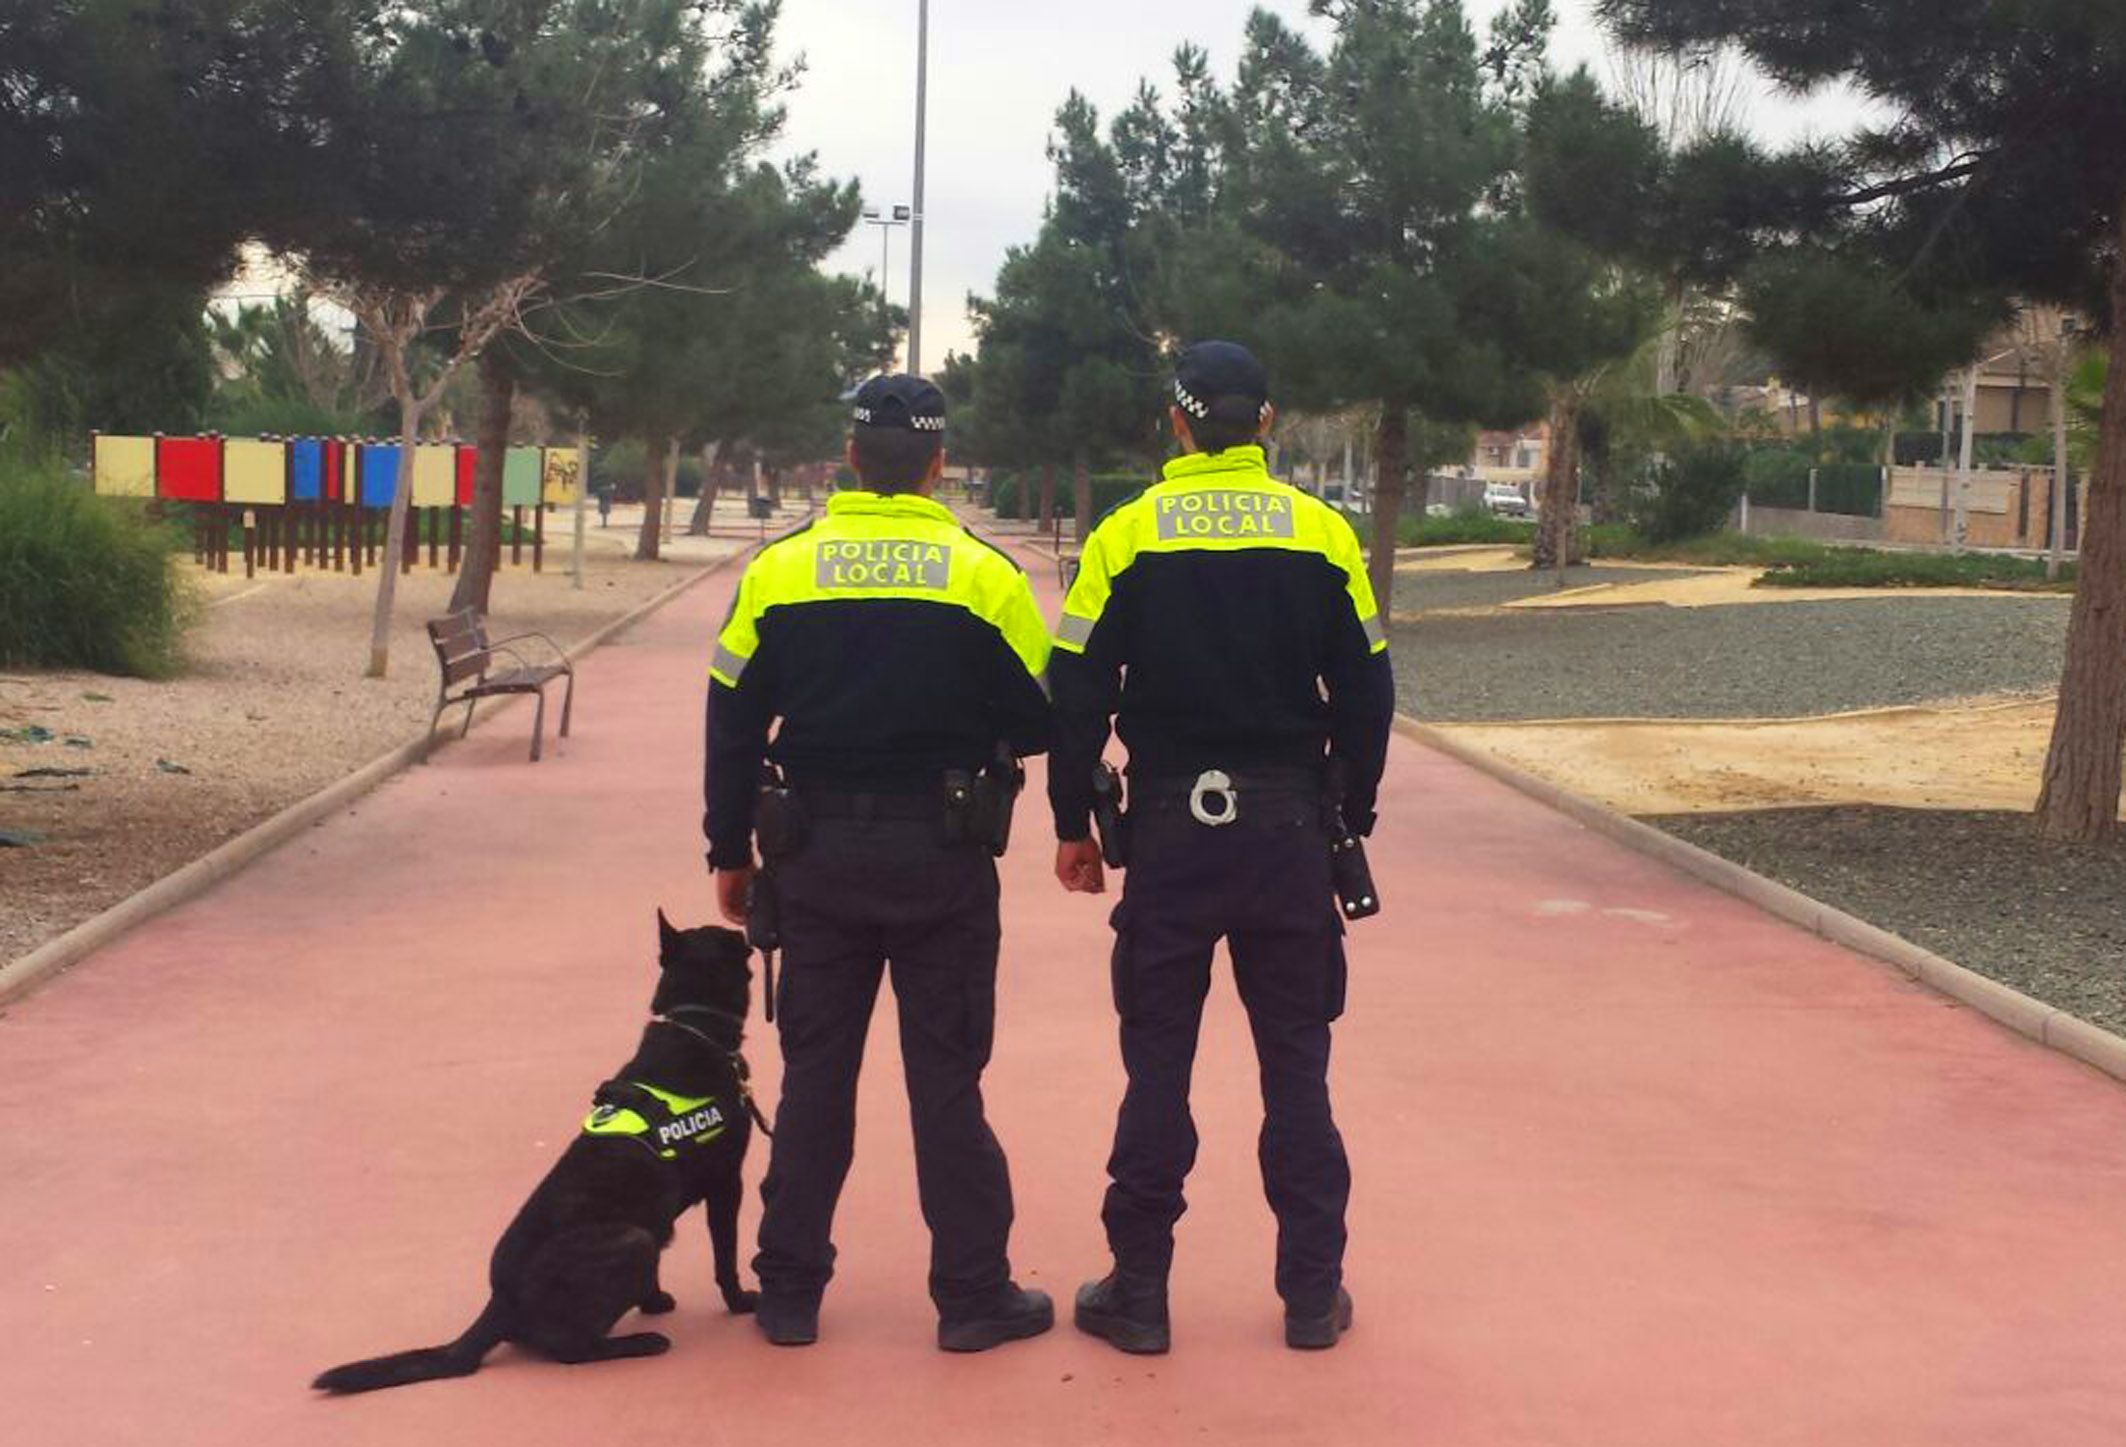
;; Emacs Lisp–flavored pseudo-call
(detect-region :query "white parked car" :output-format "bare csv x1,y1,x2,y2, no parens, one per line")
1482,483,1533,518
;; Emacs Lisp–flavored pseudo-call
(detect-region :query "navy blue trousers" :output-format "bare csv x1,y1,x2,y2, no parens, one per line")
753,819,1016,1320
1102,796,1351,1316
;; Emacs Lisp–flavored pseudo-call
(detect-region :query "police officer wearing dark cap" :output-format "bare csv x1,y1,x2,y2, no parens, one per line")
1049,341,1396,1353
705,374,1056,1351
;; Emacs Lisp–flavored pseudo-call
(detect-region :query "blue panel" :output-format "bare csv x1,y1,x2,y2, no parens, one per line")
360,445,404,508
290,439,326,502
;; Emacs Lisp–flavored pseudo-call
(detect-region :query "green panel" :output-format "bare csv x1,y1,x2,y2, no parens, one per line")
502,448,544,507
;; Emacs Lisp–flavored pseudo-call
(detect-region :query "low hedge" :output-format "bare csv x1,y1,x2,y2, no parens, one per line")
1392,510,1538,547
989,472,1146,521
1759,550,2075,591
0,461,191,677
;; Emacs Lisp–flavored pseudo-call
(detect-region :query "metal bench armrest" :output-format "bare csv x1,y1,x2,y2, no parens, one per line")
486,632,572,671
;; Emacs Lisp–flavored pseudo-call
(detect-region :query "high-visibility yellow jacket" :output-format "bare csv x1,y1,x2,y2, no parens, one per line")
1048,446,1394,839
705,490,1051,868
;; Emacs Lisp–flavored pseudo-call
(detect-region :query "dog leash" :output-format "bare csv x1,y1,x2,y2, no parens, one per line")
660,1009,776,1139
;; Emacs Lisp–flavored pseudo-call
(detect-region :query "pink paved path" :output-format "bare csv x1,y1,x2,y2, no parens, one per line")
5,538,2126,1447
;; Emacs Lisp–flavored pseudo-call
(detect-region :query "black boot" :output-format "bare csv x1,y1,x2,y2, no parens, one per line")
756,1292,821,1347
1074,1270,1170,1356
1284,1288,1353,1351
937,1284,1055,1353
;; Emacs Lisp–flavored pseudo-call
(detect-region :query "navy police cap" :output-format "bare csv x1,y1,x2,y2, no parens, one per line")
852,374,947,433
1173,341,1271,421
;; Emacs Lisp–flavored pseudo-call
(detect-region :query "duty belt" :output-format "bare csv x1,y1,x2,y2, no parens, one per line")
1134,767,1324,828
797,789,945,823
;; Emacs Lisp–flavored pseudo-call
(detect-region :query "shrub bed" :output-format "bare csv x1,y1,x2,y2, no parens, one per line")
1759,550,2075,591
0,461,191,677
1390,510,1538,547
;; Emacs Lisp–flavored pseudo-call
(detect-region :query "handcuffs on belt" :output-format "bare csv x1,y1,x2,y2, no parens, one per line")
1188,769,1240,827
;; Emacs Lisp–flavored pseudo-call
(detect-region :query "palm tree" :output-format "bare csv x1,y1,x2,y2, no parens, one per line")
1579,324,1726,524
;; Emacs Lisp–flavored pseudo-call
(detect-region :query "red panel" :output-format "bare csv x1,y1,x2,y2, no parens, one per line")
155,437,221,503
324,441,345,502
456,447,479,507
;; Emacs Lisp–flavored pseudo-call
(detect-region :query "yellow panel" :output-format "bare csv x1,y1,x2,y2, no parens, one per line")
222,439,287,505
412,445,458,508
543,448,584,505
94,436,157,498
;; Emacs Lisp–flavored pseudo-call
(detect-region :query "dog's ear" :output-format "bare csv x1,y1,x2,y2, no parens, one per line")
657,909,680,955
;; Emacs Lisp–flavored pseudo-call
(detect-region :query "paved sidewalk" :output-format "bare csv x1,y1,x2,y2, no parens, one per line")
4,533,2126,1447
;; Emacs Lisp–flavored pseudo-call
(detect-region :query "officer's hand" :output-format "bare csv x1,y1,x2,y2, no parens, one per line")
715,867,754,927
1055,840,1106,896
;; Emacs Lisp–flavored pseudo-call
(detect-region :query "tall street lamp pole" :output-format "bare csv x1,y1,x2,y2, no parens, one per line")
908,0,930,376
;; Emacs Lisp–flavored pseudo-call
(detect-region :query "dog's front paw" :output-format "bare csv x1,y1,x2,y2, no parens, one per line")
642,1290,678,1316
722,1287,760,1316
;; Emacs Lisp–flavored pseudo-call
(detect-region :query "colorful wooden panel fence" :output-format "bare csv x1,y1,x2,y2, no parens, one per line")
502,448,544,507
223,439,288,506
412,444,457,508
456,447,479,507
358,445,403,508
92,436,156,498
542,448,584,505
156,437,221,503
290,439,327,502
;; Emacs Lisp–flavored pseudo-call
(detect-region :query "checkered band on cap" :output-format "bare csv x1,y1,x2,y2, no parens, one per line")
1175,382,1273,424
852,406,946,432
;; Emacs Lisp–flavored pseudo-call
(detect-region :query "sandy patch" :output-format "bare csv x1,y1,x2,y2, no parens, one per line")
1395,546,1530,574
1430,697,2109,817
1504,568,2058,611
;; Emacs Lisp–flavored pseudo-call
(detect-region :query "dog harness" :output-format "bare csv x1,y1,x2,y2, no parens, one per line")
582,1080,728,1160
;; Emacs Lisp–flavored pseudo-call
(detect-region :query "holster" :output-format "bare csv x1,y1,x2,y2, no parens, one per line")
1321,759,1381,922
975,742,1024,857
749,768,807,1022
945,744,1023,856
1092,764,1130,870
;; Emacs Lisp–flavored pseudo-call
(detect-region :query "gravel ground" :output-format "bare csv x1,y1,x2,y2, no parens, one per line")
1653,808,2126,1035
0,543,743,968
1392,563,1698,614
1392,597,2072,722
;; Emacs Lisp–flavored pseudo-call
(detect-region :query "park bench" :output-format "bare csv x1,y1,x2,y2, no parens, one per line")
1056,546,1083,593
424,610,575,763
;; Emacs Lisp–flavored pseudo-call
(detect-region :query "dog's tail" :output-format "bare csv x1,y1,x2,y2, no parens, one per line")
312,1299,509,1395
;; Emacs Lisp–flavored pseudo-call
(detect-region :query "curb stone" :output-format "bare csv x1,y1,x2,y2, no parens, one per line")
1394,715,2126,1088
0,543,767,1011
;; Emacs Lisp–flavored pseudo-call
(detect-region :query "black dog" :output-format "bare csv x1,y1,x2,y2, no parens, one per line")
314,914,763,1395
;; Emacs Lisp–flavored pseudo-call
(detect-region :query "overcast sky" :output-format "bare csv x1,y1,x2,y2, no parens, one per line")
768,0,1876,370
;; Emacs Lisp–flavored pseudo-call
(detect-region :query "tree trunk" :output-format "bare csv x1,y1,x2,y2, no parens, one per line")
1072,449,1094,543
2034,228,2126,843
448,350,514,617
1534,387,1585,582
1368,405,1408,625
688,444,722,536
1656,272,1685,396
1590,440,1624,526
366,383,423,678
1036,464,1057,538
636,429,669,562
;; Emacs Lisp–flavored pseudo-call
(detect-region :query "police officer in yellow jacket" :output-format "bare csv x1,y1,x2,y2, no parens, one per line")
705,375,1055,1352
1051,343,1395,1354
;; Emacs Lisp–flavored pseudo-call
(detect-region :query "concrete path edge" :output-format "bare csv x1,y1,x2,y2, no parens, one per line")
1394,715,2126,1087
0,547,755,1010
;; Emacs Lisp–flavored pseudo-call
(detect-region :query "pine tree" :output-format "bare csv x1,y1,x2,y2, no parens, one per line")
1597,0,2126,840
